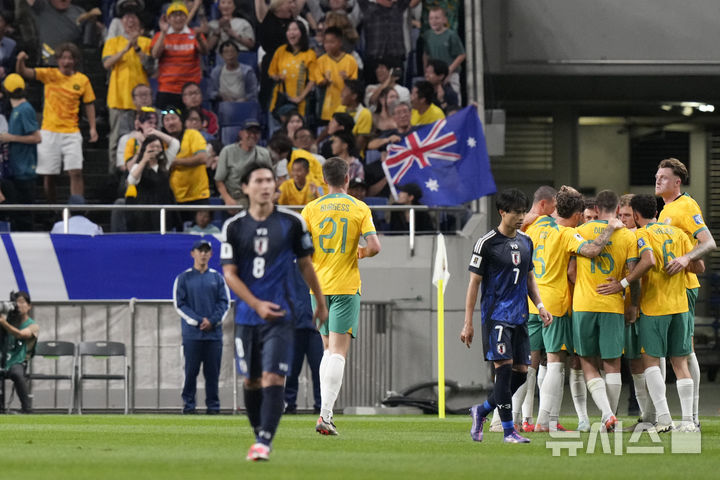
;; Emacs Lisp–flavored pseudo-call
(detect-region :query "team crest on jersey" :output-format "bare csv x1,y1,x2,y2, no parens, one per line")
254,237,268,255
693,214,703,225
637,238,646,248
497,343,506,355
511,251,521,266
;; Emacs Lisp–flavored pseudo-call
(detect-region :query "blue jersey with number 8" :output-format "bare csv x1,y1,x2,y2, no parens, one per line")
468,228,534,326
221,207,314,326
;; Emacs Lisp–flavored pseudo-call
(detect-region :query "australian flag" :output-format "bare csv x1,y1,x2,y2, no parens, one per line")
382,106,496,206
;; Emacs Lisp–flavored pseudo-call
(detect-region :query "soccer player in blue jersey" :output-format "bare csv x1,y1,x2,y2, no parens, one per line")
461,188,552,444
221,162,328,462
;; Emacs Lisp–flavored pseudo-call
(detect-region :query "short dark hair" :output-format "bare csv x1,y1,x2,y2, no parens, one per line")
323,157,348,187
630,194,658,220
12,290,31,305
333,131,356,152
496,188,530,213
292,157,310,172
331,112,354,132
584,197,596,211
218,40,239,54
324,26,343,40
427,58,449,78
657,157,688,184
294,127,314,140
533,185,557,205
343,79,364,104
7,88,26,99
241,161,274,185
595,189,619,213
183,105,206,123
555,185,584,219
413,80,435,104
132,83,151,96
268,132,294,157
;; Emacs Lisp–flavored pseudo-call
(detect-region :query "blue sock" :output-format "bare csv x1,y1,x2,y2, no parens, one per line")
258,385,285,446
243,387,263,436
477,400,494,418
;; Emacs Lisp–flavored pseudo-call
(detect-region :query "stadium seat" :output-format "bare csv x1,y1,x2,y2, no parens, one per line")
0,221,10,232
28,340,76,414
214,51,260,77
220,125,243,146
364,196,390,231
77,341,130,414
217,101,261,127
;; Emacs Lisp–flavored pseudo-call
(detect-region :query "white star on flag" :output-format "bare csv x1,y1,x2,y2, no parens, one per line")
425,178,440,192
466,137,477,148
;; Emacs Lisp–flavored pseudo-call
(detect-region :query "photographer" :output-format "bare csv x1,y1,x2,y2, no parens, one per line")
0,292,38,414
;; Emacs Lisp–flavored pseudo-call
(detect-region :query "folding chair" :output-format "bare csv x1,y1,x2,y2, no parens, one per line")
28,341,76,414
77,341,130,414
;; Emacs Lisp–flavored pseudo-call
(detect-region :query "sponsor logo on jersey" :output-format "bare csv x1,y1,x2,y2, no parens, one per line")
254,237,268,255
693,214,703,225
470,254,481,268
574,233,584,243
511,251,521,266
510,243,519,250
497,342,506,355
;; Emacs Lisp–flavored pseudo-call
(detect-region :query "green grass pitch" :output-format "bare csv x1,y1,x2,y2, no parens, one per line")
0,415,716,480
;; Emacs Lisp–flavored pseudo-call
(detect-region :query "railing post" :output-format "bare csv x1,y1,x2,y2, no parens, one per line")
63,207,70,233
160,208,166,235
409,208,415,256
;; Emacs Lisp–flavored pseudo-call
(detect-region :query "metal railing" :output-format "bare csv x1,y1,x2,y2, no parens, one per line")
19,299,394,413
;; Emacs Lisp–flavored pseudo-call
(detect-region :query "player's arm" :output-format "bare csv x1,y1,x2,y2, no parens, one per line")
358,233,381,259
577,217,623,258
527,271,552,327
666,229,717,275
687,259,705,274
567,256,577,284
460,272,481,348
596,252,652,296
0,316,39,341
297,255,329,328
222,264,284,321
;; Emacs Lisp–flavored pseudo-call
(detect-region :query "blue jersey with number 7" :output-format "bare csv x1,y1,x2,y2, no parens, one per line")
221,207,314,326
468,228,534,326
302,193,376,295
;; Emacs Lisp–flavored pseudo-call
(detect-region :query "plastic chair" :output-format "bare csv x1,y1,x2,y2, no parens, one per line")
28,341,76,414
217,101,261,127
77,341,130,414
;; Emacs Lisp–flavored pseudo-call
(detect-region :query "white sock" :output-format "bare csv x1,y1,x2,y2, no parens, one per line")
569,368,589,423
659,358,667,381
587,377,613,421
645,366,671,425
688,352,700,423
319,349,330,380
632,373,649,419
490,407,501,427
605,372,622,415
537,364,547,391
550,364,566,425
676,378,694,423
537,362,564,427
520,366,537,422
320,353,345,420
512,378,528,425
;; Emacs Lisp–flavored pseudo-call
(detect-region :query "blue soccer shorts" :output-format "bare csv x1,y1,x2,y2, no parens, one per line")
482,319,531,365
235,321,294,379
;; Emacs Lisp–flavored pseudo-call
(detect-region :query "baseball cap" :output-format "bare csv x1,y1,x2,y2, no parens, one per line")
241,119,262,130
3,74,25,93
166,2,189,16
191,239,212,251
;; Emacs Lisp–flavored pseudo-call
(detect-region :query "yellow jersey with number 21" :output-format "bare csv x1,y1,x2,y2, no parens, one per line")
301,193,376,295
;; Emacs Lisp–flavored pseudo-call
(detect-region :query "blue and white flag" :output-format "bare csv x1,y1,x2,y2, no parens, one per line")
382,106,496,206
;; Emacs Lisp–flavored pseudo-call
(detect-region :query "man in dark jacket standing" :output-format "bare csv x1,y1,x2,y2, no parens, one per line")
173,239,230,414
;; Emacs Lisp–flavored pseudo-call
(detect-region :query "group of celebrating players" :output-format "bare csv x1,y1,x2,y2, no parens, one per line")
463,157,715,444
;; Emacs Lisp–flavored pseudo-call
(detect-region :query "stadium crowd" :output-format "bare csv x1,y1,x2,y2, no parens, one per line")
0,0,467,233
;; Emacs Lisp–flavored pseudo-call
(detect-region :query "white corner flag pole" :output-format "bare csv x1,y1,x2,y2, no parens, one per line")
432,233,450,418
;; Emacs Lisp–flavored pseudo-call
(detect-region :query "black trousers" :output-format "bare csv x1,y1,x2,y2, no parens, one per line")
5,363,32,413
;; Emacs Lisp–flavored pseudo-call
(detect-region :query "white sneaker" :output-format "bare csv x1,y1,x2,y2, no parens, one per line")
577,419,591,432
653,421,675,434
676,422,700,433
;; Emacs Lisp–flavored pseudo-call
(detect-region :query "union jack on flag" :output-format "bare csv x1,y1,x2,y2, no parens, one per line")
382,106,496,206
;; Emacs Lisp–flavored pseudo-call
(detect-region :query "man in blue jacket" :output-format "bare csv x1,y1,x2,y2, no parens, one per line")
173,239,230,414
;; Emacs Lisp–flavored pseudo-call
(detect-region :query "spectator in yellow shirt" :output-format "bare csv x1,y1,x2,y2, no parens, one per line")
334,79,372,154
311,26,358,123
278,157,319,206
410,80,445,127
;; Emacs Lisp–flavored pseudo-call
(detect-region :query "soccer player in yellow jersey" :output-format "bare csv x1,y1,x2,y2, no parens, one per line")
572,190,639,432
530,186,622,433
655,158,716,428
301,157,381,435
597,194,704,432
512,185,556,431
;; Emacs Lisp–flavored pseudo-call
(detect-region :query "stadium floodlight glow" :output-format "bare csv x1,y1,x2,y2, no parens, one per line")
660,104,673,111
698,104,715,113
681,106,694,117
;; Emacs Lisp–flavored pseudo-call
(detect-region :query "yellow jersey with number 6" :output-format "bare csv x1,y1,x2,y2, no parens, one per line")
301,193,376,295
636,223,693,316
573,220,639,314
